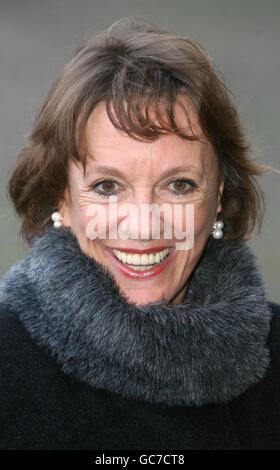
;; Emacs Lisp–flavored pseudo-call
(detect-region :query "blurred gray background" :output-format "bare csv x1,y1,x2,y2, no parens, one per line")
1,0,279,301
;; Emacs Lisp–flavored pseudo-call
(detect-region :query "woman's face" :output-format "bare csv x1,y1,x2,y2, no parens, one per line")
60,101,224,305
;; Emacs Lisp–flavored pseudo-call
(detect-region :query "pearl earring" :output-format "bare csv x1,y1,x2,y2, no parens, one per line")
51,211,64,228
212,220,224,239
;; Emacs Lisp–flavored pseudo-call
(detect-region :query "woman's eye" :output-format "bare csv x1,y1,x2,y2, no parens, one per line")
91,180,121,196
167,179,194,194
90,178,195,197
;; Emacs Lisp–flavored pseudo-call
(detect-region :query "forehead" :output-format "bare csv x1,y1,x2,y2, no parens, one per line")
81,99,217,176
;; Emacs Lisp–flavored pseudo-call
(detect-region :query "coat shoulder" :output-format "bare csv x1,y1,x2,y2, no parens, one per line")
229,301,280,449
0,301,63,386
265,301,280,366
0,301,30,358
268,300,280,341
268,302,280,370
266,301,280,374
266,301,280,379
0,301,39,362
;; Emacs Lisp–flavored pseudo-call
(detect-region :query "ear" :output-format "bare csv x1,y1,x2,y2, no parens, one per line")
216,178,224,215
58,185,72,227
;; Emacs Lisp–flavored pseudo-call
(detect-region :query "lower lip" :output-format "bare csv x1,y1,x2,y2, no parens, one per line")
105,247,176,279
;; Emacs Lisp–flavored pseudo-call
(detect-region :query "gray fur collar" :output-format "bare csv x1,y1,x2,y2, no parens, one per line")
0,224,272,407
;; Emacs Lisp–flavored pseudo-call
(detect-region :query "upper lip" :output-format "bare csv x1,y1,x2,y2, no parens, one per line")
106,246,174,254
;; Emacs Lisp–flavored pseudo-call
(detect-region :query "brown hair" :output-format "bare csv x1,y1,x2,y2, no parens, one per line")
7,16,275,246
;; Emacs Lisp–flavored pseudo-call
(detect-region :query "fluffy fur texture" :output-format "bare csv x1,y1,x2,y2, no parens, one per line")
0,224,272,407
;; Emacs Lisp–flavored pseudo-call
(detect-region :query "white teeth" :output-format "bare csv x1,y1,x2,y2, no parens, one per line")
148,253,155,264
112,248,171,267
154,253,161,264
132,254,141,265
140,254,149,265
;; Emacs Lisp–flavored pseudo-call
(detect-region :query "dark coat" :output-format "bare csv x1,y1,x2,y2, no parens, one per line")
0,225,279,450
0,300,279,450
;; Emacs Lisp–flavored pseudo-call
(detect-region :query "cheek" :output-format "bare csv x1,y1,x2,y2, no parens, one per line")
186,198,216,244
177,201,215,280
79,201,117,242
194,205,212,238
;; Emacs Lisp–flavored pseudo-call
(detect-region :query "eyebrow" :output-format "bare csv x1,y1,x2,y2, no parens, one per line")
85,164,199,180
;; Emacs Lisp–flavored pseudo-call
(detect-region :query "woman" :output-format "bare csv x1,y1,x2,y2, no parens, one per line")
0,17,279,450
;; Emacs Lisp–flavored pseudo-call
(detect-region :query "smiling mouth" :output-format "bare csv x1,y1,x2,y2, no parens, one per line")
105,246,176,279
112,247,171,271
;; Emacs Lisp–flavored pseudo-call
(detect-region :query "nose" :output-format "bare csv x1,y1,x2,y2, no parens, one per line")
117,192,167,241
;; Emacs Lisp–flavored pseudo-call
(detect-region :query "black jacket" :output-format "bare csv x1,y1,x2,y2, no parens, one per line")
0,225,279,450
0,300,279,450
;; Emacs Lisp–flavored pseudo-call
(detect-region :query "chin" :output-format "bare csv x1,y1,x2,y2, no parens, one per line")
122,289,168,305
